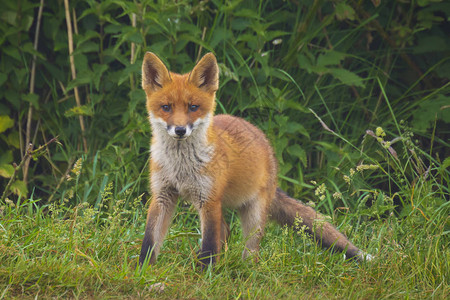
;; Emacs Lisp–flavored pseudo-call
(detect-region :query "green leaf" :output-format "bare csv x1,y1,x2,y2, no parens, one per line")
441,157,450,171
285,122,310,139
0,72,8,86
329,68,365,87
1,10,18,26
274,136,289,164
287,144,307,167
412,95,450,131
0,151,13,165
414,36,450,54
76,41,99,54
284,101,309,113
7,131,20,148
335,3,356,21
118,62,141,86
297,54,313,73
0,115,14,133
210,27,233,49
10,180,28,197
66,70,94,91
126,32,144,44
233,8,261,18
22,42,46,60
23,93,39,109
417,11,444,29
265,30,289,41
3,45,22,61
231,18,251,30
317,51,346,67
92,64,108,91
65,105,94,117
0,164,15,178
4,90,20,109
104,24,122,34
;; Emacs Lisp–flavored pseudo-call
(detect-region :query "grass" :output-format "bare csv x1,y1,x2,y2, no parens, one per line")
1,184,448,299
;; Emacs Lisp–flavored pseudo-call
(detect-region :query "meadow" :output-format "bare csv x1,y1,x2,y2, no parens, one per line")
0,0,449,298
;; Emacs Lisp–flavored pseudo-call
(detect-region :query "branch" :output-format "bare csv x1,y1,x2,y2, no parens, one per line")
1,137,58,202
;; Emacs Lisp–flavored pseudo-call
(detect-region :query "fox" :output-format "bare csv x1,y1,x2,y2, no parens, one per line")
139,52,371,267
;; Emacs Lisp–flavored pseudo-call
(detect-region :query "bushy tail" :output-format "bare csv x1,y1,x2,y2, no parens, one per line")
269,188,367,260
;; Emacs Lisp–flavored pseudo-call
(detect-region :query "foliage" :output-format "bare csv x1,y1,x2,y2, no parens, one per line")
0,0,449,297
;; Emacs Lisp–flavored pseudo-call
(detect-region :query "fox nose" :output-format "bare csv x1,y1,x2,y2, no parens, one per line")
175,126,186,137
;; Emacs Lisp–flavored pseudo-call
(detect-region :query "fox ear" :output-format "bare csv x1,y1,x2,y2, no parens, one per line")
142,52,171,93
189,53,219,93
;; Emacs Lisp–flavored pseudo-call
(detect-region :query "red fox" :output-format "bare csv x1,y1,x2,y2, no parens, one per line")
139,52,371,266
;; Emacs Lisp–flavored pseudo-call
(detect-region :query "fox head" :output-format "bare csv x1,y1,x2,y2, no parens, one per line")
142,52,219,141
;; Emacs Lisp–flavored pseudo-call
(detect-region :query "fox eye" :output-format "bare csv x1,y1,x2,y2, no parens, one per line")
161,105,171,112
189,104,199,112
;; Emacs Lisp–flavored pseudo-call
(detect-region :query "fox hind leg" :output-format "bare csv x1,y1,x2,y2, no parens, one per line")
238,194,269,260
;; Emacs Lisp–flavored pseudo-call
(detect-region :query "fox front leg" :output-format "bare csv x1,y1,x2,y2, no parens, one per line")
139,189,177,266
197,199,224,268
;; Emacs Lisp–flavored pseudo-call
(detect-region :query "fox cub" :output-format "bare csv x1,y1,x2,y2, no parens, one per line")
139,52,370,266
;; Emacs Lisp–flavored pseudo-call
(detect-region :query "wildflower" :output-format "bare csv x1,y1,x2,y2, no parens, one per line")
313,214,331,229
71,158,83,177
282,224,289,236
294,215,303,228
5,198,14,207
66,188,74,200
343,175,351,184
333,192,342,200
349,168,355,177
307,201,316,208
314,183,326,196
272,39,282,45
376,127,386,138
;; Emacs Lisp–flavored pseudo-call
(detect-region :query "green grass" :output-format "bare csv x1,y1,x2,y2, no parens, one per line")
1,188,448,299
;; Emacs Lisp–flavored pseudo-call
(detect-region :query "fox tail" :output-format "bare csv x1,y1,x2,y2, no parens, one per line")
269,188,371,261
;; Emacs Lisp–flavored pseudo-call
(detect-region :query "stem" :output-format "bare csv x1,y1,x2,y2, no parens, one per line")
64,0,88,153
130,13,137,90
47,157,75,203
23,0,45,184
196,27,207,62
1,138,58,202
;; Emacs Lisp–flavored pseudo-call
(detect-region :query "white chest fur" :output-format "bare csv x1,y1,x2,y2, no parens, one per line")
149,114,214,207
